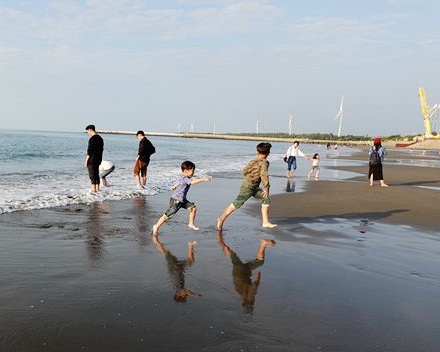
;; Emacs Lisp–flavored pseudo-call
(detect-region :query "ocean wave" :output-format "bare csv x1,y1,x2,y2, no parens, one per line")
0,159,246,214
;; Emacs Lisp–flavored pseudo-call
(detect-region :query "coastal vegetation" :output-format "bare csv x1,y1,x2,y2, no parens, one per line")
226,133,403,141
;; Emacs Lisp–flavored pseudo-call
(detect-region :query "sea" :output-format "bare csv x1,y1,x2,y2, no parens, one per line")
0,129,359,214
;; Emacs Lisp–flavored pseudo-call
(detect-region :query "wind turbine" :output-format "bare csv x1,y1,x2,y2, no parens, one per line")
288,113,293,135
334,96,344,137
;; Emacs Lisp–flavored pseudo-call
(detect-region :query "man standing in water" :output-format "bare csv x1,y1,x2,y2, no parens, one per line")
84,124,104,192
134,130,155,189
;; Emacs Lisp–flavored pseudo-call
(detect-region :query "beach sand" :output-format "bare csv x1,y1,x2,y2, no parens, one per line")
270,163,440,231
1,150,439,351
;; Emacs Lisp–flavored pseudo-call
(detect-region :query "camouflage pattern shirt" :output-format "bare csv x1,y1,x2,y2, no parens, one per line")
242,158,270,190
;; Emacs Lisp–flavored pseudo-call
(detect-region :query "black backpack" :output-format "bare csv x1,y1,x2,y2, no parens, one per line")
369,147,381,166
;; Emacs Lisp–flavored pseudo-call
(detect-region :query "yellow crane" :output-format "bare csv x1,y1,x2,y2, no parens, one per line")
418,87,439,138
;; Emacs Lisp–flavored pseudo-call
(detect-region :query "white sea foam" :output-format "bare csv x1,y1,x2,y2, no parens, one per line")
0,158,246,214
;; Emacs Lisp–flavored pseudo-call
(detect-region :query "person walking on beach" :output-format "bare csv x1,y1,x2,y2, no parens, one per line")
134,130,155,189
153,235,201,302
307,153,321,179
152,161,211,235
284,141,308,177
217,142,277,230
217,231,276,312
99,160,115,187
84,125,104,193
369,138,388,187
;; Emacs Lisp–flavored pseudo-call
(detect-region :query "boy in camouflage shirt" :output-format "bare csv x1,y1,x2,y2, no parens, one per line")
217,142,277,230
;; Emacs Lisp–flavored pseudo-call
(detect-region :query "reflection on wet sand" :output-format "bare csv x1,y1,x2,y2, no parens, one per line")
86,202,107,262
217,231,276,313
286,178,295,193
153,235,201,302
132,196,151,247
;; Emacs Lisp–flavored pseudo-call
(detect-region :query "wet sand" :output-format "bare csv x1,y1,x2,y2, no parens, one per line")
1,153,440,351
270,168,440,231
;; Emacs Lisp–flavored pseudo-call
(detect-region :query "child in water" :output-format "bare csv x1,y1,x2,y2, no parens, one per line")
307,153,320,179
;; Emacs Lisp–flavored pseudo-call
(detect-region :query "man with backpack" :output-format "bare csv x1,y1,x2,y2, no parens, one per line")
134,130,156,189
368,137,388,187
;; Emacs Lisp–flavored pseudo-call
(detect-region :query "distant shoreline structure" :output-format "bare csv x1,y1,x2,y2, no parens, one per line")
97,130,372,146
97,130,440,150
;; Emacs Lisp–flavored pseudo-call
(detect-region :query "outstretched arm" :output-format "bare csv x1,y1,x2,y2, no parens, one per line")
190,177,212,185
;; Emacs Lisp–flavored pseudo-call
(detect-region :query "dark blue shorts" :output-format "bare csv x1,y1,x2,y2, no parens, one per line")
287,156,297,171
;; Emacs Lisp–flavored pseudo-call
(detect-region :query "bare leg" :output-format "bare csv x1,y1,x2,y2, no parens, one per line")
256,239,276,260
307,169,313,178
188,207,199,231
142,175,147,187
315,168,320,179
101,178,107,187
92,184,99,192
153,214,168,235
217,204,235,230
369,174,374,186
380,180,389,187
261,205,277,228
135,174,143,188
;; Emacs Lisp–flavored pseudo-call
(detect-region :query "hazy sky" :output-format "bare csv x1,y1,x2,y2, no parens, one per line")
1,0,439,135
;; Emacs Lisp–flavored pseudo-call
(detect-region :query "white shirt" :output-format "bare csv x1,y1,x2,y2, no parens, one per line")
99,160,114,171
285,146,306,158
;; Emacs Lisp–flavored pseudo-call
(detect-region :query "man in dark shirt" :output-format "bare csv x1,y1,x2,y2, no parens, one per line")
134,130,155,189
84,124,104,192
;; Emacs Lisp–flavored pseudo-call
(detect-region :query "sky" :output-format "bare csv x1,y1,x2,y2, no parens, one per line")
0,0,440,136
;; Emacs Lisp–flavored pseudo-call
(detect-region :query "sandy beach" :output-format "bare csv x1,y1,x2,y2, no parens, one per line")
0,146,439,351
270,162,440,231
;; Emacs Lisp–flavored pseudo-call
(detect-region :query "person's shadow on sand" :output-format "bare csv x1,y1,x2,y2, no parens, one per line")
217,231,276,313
152,235,201,302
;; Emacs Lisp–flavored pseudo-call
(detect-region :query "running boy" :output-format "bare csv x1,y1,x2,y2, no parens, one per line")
307,153,320,179
152,161,211,235
217,142,277,230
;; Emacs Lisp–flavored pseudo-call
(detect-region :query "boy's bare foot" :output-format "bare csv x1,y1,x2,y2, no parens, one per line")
262,222,277,229
152,225,159,236
260,239,276,247
381,183,389,187
217,218,224,230
188,224,200,231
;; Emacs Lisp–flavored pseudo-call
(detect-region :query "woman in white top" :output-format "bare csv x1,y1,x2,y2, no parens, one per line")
284,141,308,177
